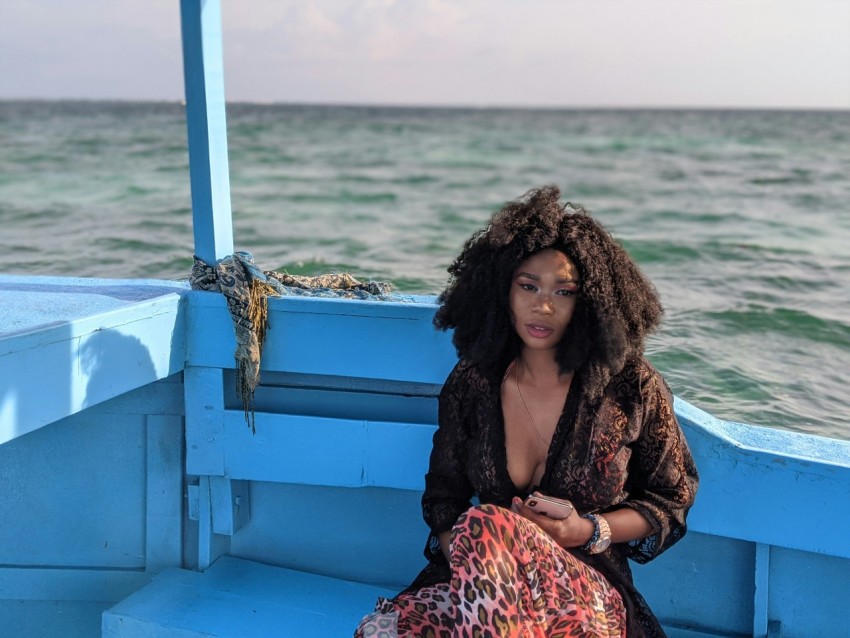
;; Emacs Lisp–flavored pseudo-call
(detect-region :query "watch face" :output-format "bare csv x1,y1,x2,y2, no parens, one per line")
595,537,611,552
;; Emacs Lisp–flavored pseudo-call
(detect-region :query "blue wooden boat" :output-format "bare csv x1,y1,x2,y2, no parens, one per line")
1,2,847,636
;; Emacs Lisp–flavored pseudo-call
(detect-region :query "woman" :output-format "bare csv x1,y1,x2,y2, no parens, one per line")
356,186,698,637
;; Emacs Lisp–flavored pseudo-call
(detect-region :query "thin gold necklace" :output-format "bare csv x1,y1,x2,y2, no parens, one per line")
514,362,549,447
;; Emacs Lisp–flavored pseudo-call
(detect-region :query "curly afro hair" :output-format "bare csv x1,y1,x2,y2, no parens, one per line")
434,185,663,400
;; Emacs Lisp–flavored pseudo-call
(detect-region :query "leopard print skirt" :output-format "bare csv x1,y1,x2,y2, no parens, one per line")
355,504,626,637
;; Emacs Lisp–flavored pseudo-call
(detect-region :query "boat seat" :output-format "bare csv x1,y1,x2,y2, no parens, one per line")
102,555,729,638
102,555,393,637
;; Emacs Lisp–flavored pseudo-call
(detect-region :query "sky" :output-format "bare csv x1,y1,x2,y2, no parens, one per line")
1,0,849,109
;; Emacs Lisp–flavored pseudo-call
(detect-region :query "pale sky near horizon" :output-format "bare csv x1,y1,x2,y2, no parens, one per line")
2,0,849,109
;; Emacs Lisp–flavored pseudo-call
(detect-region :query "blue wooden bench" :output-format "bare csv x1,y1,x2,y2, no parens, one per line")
102,292,455,636
103,557,393,636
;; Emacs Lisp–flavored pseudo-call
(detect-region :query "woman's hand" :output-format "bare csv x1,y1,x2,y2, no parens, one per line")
511,494,595,548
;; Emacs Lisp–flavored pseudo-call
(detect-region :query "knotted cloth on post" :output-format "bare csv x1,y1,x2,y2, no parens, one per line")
190,251,393,433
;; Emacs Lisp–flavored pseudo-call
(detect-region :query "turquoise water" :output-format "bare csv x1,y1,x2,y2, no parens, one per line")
1,100,848,439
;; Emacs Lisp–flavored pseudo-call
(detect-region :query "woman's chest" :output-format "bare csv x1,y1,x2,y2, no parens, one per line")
466,395,641,507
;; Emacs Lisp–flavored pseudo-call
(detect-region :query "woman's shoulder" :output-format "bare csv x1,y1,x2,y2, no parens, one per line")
443,358,495,395
607,355,669,399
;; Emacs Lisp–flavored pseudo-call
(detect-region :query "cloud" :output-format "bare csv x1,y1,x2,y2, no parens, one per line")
1,0,848,107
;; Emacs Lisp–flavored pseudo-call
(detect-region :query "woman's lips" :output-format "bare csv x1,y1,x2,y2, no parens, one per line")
526,324,553,339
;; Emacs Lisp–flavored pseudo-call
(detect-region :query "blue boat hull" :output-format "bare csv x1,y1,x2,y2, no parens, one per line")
1,275,848,637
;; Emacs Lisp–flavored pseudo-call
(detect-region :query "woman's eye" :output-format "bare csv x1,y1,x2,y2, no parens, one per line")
519,283,536,291
556,288,579,297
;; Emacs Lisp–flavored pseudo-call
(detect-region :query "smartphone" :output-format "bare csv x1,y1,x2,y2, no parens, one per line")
524,494,574,520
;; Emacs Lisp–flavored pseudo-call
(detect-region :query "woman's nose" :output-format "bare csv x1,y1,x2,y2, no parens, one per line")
534,295,554,314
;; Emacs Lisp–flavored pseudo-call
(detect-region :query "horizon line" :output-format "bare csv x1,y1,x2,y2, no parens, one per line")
1,96,848,114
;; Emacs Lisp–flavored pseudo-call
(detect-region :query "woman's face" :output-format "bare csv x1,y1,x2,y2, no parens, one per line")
509,248,580,353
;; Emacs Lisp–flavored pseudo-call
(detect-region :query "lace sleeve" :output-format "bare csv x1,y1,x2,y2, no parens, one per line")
620,366,699,563
422,360,476,535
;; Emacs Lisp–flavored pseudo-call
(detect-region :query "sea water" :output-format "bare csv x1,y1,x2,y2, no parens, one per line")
1,100,848,439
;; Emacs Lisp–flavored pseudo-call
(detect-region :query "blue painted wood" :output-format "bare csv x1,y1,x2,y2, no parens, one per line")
1,280,847,635
0,286,185,445
0,411,147,568
145,415,184,572
206,410,435,490
101,556,732,638
195,475,234,571
226,483,427,586
102,557,394,637
185,292,457,384
208,476,250,535
248,380,440,425
0,568,149,602
84,375,184,416
4,600,121,638
197,476,215,570
676,400,850,559
184,366,225,476
0,374,188,637
762,547,849,637
754,543,771,638
179,0,234,264
632,532,754,636
0,275,188,337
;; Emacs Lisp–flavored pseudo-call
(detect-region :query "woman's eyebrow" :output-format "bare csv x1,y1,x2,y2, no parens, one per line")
515,271,579,284
515,271,540,280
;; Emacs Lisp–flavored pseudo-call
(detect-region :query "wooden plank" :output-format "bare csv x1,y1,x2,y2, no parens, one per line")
102,557,393,637
762,546,850,637
753,543,770,638
220,411,366,486
0,292,184,357
185,292,457,384
678,400,850,559
101,557,735,637
634,532,754,636
249,381,439,425
145,415,184,572
179,0,234,264
196,477,231,571
0,567,149,602
0,412,147,568
216,411,434,490
4,600,109,638
0,275,187,342
85,377,184,417
209,476,250,536
184,366,225,476
0,294,185,444
364,420,435,489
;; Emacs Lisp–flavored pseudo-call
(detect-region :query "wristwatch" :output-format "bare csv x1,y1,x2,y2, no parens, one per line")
581,513,612,554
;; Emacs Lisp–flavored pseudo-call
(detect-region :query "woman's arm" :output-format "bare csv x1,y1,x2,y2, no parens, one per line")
512,496,653,548
616,365,699,561
422,361,477,554
604,506,654,543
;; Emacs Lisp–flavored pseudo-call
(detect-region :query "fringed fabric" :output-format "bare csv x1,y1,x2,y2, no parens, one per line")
190,251,394,432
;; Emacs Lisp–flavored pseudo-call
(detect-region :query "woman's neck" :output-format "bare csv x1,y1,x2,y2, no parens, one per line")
516,349,568,387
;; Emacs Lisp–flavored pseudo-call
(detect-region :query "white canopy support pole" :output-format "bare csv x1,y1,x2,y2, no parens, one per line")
180,0,234,265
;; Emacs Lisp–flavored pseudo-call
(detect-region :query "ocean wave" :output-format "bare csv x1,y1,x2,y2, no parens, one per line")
705,306,850,347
